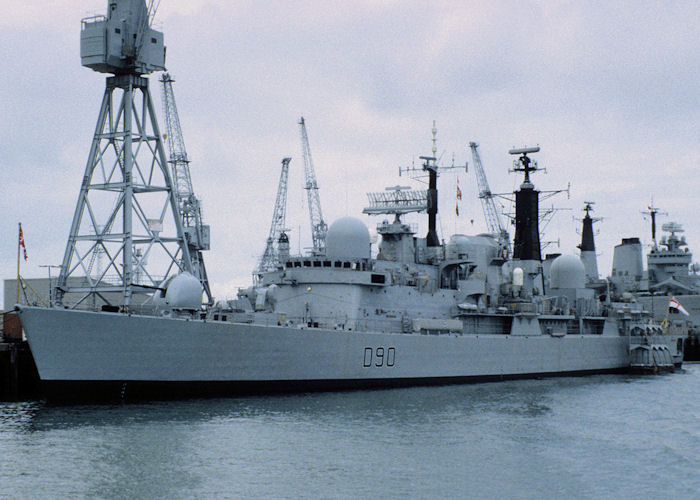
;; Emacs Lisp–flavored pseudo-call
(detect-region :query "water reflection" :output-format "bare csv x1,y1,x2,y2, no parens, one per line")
8,373,635,432
2,369,694,498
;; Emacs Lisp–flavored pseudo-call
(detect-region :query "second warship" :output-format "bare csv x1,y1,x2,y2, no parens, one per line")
607,204,700,359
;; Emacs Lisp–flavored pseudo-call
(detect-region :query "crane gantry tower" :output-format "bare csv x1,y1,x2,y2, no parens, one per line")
160,73,212,303
469,142,511,257
299,117,327,255
256,157,292,276
56,0,193,309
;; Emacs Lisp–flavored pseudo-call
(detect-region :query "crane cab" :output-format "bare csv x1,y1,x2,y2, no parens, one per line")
80,0,165,75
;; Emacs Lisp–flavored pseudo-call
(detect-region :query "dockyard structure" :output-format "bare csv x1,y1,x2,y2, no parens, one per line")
4,278,151,313
56,0,194,310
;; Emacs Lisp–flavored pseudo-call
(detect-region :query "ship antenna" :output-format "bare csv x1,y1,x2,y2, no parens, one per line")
641,198,667,248
432,120,437,158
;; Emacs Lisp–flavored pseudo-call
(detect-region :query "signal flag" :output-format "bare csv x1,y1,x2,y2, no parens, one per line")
19,223,28,261
669,296,689,316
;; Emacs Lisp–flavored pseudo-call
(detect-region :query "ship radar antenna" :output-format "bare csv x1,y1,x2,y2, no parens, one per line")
577,201,602,228
508,146,541,186
363,185,429,220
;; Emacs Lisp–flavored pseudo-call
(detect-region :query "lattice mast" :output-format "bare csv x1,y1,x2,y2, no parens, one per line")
160,73,212,303
256,157,292,275
56,0,192,309
298,117,327,254
469,142,511,257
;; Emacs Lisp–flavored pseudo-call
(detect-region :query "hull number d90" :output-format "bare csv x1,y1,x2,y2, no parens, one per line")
363,347,396,367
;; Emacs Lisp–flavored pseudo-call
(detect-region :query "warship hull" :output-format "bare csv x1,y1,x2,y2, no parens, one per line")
18,306,631,400
634,294,700,361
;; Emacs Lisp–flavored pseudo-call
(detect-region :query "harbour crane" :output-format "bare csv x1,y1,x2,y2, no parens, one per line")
299,117,327,255
469,142,511,257
161,73,212,303
256,157,292,276
57,0,193,308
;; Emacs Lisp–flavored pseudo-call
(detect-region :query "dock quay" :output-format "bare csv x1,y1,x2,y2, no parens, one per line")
1,312,40,400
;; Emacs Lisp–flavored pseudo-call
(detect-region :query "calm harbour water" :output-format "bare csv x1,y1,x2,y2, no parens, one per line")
2,365,700,499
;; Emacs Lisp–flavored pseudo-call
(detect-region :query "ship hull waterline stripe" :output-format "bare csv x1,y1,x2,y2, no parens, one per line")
41,368,628,401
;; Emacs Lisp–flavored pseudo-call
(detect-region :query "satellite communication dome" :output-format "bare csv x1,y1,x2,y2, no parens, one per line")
165,272,203,309
325,217,370,259
550,254,586,289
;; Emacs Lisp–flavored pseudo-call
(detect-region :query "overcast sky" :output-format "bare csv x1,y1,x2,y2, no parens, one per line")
1,1,698,305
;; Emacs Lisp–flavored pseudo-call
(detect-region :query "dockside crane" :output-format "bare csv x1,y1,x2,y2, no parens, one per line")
299,117,327,255
469,142,511,257
161,73,212,303
57,0,194,309
256,157,292,276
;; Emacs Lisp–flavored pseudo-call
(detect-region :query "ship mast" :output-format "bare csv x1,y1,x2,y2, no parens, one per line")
510,147,542,262
578,201,601,282
399,122,467,250
642,199,667,249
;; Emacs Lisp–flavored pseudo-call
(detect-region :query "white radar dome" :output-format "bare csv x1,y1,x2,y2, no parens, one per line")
550,254,585,289
165,272,203,309
325,217,370,259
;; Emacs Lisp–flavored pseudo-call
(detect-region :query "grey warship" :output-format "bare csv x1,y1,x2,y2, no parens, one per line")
608,204,700,358
18,146,683,399
16,0,683,399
